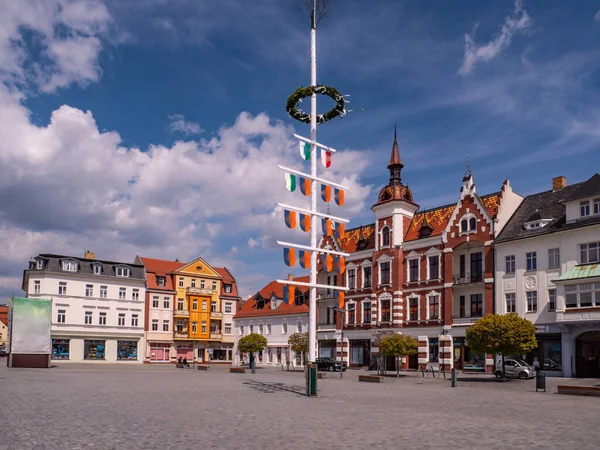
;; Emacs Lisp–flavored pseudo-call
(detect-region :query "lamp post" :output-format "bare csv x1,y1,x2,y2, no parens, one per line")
328,305,348,379
192,320,197,369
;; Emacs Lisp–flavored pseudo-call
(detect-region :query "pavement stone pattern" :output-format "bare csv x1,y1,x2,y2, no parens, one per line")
1,360,599,450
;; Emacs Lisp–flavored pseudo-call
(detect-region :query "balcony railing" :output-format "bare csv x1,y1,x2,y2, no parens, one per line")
174,310,190,317
453,272,483,285
210,333,223,340
186,287,214,295
174,331,188,338
210,311,223,319
452,316,482,325
317,322,336,331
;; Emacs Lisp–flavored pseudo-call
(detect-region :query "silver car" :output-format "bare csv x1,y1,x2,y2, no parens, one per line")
495,358,536,379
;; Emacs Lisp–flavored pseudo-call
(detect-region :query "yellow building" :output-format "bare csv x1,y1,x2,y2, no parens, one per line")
0,318,7,349
171,257,225,363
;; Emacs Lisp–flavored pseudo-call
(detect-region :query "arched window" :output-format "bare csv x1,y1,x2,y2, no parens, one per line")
461,220,468,232
469,217,477,231
294,290,305,306
382,227,390,247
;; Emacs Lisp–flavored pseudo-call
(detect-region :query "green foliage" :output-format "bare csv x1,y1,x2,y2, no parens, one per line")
378,334,419,357
237,333,268,354
286,85,347,124
288,332,309,354
466,314,537,356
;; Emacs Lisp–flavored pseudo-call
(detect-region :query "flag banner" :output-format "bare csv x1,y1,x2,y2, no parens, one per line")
283,248,296,267
283,285,295,305
321,218,333,237
321,148,331,168
284,209,297,229
285,173,296,192
334,290,345,309
335,222,345,240
321,253,333,272
299,177,311,196
299,213,311,232
320,183,332,203
299,141,311,160
299,250,311,269
335,256,346,275
334,188,345,206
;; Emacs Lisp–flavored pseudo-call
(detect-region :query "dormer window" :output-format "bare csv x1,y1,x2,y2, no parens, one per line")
157,276,166,287
62,261,78,272
116,267,130,277
36,260,43,270
224,284,232,293
256,296,266,310
595,199,600,215
460,214,477,234
294,290,306,306
581,200,590,217
381,226,390,247
93,265,102,275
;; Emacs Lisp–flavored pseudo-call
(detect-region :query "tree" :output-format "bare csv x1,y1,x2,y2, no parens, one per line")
237,333,268,374
466,314,537,379
288,332,309,367
378,334,419,377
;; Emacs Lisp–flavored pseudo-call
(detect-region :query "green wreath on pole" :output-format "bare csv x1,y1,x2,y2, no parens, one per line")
286,84,348,124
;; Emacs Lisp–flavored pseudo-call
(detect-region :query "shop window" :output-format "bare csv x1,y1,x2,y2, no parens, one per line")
518,334,562,372
117,341,138,360
84,340,105,360
52,339,70,359
429,338,439,363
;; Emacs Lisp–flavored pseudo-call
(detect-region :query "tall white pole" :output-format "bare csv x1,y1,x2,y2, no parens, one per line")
309,0,318,363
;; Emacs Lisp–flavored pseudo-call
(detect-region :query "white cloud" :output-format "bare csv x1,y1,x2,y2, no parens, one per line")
596,10,600,22
247,237,260,249
459,0,532,75
168,114,203,136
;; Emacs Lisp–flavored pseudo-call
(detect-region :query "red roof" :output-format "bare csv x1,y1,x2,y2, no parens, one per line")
139,257,185,291
339,224,376,252
234,276,310,319
214,267,240,298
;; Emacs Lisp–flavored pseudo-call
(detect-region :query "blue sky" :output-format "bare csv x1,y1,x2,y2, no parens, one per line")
1,0,600,300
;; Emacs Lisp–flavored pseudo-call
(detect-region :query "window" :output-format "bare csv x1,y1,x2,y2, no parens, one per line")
409,259,419,282
202,300,207,311
469,217,477,231
192,299,198,310
382,227,390,247
152,319,158,331
152,297,159,308
52,339,69,360
595,199,600,215
526,291,537,312
505,255,515,274
211,301,217,312
163,298,170,309
85,311,93,324
265,323,271,335
58,282,67,295
177,298,184,310
116,267,130,277
57,309,66,323
163,320,169,331
36,260,43,269
363,266,372,288
224,284,232,293
100,286,107,298
200,280,205,289
176,321,183,332
505,293,516,313
34,280,40,294
459,254,466,278
93,265,101,275
240,325,244,335
428,255,439,279
548,289,556,312
132,289,139,301
409,297,419,321
526,252,537,271
117,341,137,360
259,324,264,335
428,295,440,320
62,261,77,272
470,252,483,281
249,325,254,334
224,302,232,314
85,284,93,297
119,287,126,300
225,323,232,334
157,276,165,286
179,277,184,288
84,340,105,360
99,312,106,325
192,322,197,333
581,200,590,217
191,279,196,288
297,322,303,333
201,321,207,333
282,322,288,334
581,242,600,264
348,269,356,289
548,248,560,269
380,299,391,322
461,219,467,232
118,313,125,326
212,281,217,291
363,302,371,323
470,294,483,317
459,295,465,318
580,283,594,307
131,314,139,327
347,303,355,324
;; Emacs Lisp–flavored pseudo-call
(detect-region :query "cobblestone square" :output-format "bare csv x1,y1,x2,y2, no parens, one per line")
1,363,599,450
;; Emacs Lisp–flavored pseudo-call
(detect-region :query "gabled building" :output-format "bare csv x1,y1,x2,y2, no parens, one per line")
317,129,523,372
214,267,242,362
495,174,600,377
233,275,309,367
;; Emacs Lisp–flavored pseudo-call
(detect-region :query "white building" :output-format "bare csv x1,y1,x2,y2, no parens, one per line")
495,174,600,377
233,276,309,367
23,251,147,363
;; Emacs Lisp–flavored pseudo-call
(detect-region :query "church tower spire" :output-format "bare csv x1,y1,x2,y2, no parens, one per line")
388,123,404,184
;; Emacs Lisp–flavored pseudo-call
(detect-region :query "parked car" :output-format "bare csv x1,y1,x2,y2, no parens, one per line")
495,358,536,379
0,348,7,357
315,357,347,372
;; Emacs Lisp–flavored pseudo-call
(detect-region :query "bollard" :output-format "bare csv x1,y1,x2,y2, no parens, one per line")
451,368,457,387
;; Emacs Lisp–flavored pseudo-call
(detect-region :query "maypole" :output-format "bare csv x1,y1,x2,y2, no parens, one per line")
278,0,351,394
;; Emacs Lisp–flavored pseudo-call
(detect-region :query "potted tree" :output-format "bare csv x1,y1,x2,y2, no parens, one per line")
378,333,418,377
237,333,268,374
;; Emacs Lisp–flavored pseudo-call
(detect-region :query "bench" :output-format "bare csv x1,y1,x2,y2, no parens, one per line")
359,375,384,383
197,365,209,371
557,385,600,397
230,367,246,374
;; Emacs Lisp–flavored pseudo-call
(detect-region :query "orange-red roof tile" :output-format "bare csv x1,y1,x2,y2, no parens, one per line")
339,224,376,252
139,256,185,291
234,276,310,319
214,267,240,298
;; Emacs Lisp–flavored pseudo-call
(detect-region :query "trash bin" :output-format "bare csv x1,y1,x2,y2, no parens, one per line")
535,371,546,392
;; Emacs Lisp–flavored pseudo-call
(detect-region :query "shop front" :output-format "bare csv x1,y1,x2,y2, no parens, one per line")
318,340,337,358
453,337,485,372
148,343,171,362
117,341,138,360
349,339,370,367
206,343,233,363
52,339,70,360
84,340,106,360
515,333,562,374
176,343,193,361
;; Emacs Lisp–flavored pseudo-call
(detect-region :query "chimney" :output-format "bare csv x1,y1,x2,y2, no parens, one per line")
84,251,95,260
552,176,566,191
287,274,294,281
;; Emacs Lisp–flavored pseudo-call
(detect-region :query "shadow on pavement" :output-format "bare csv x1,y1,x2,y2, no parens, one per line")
243,380,306,396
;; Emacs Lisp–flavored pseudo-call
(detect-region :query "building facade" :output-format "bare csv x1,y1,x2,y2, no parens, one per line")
22,252,146,363
317,130,523,372
495,173,600,377
233,276,309,367
214,267,242,362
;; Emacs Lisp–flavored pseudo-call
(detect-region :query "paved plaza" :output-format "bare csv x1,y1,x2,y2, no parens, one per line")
1,362,599,450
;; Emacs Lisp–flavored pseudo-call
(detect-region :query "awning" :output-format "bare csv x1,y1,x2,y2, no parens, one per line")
553,264,600,283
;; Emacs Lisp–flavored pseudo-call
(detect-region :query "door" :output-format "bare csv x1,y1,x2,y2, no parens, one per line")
576,331,600,378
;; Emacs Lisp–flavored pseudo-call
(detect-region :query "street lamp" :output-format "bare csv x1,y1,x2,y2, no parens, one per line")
328,305,349,379
192,320,198,369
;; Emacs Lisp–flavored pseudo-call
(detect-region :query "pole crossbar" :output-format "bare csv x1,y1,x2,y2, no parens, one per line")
293,133,338,153
277,202,350,223
277,240,349,257
276,280,349,291
278,165,349,190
